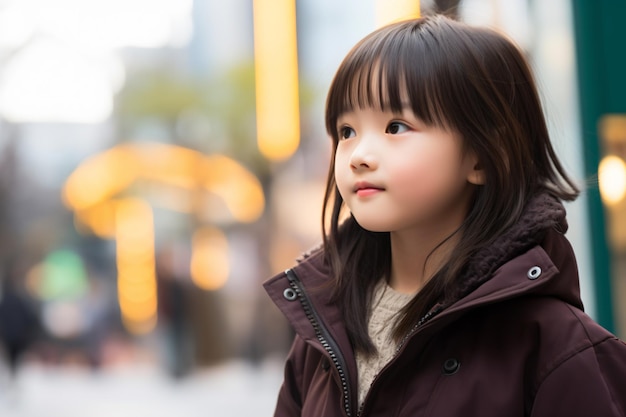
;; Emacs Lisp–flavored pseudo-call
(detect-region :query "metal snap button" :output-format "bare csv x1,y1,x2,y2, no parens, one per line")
283,288,297,301
527,266,542,280
442,358,460,375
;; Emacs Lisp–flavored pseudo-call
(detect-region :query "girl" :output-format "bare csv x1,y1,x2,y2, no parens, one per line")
264,15,626,417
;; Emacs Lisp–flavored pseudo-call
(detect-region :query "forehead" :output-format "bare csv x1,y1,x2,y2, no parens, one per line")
325,20,461,137
337,58,406,113
329,59,449,135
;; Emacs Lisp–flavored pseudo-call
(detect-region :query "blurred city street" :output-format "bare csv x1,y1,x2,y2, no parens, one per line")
0,360,283,417
0,1,624,416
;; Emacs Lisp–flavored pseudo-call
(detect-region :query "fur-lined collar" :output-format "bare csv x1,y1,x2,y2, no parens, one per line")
449,193,567,304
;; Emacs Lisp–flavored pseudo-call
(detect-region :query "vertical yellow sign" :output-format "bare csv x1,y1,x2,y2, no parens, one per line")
253,0,300,161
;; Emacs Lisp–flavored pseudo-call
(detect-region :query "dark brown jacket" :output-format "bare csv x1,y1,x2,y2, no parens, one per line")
264,195,626,416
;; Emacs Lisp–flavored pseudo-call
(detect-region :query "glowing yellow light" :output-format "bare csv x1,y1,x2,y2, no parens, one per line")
118,288,157,317
63,145,138,211
253,0,300,161
375,0,420,27
203,155,265,223
63,143,264,223
62,143,267,333
599,155,626,205
114,198,158,334
117,250,155,267
135,143,200,189
190,227,229,291
122,315,157,335
599,114,626,144
74,201,117,238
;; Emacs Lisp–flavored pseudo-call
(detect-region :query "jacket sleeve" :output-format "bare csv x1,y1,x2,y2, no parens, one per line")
530,337,626,417
273,335,307,417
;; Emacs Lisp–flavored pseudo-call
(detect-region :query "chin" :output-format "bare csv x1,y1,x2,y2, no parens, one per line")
352,216,391,233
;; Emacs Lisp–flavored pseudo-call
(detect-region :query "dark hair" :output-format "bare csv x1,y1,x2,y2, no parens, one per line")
321,15,579,354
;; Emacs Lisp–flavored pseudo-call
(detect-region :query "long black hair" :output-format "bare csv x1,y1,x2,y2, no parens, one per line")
321,15,579,354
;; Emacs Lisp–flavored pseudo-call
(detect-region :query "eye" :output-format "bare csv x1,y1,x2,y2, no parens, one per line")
386,121,410,134
339,126,356,140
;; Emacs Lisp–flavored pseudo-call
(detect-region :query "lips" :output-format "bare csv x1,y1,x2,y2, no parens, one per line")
353,181,385,196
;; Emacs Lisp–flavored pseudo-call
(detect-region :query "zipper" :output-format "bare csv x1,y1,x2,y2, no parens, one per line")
394,304,444,355
285,269,354,417
356,304,444,417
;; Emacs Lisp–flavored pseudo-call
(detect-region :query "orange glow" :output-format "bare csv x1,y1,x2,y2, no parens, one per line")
599,155,626,205
599,114,626,145
119,292,157,319
63,143,265,223
115,198,157,334
122,315,157,335
134,143,200,189
118,287,157,314
63,146,137,211
190,226,229,291
253,0,300,161
74,200,117,238
63,143,266,333
202,155,265,222
375,0,420,27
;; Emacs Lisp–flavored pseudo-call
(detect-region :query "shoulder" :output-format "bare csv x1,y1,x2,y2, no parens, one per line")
534,300,626,377
456,291,620,375
526,299,622,373
464,295,626,413
493,296,626,398
492,295,617,358
525,302,626,415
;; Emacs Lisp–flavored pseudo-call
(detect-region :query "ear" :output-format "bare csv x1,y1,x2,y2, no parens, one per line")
466,153,486,185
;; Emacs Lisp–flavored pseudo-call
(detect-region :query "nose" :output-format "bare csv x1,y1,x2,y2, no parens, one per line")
349,137,378,171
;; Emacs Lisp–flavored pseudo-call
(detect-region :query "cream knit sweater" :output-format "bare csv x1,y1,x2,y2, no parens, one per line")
355,281,415,408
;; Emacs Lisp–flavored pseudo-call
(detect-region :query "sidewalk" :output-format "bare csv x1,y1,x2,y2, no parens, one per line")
0,359,283,417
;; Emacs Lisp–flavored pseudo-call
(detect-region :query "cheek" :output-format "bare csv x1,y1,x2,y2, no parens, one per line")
390,153,465,201
333,152,351,199
392,153,438,185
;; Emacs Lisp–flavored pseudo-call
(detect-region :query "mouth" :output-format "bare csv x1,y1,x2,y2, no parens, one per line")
353,182,385,196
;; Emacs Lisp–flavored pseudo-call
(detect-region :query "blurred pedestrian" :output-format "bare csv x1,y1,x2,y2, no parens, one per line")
156,245,192,378
264,15,626,417
0,261,40,379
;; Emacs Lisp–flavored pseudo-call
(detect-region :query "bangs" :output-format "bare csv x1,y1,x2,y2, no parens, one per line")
325,20,450,137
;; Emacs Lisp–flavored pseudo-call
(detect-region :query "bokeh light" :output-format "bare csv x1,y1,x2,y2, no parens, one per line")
253,0,300,161
190,226,230,291
599,155,626,205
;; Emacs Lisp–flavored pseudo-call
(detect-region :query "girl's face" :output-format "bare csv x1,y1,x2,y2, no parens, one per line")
334,107,483,235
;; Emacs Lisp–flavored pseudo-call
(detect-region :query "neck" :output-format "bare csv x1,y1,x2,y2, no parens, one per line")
386,186,475,294
388,228,460,294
